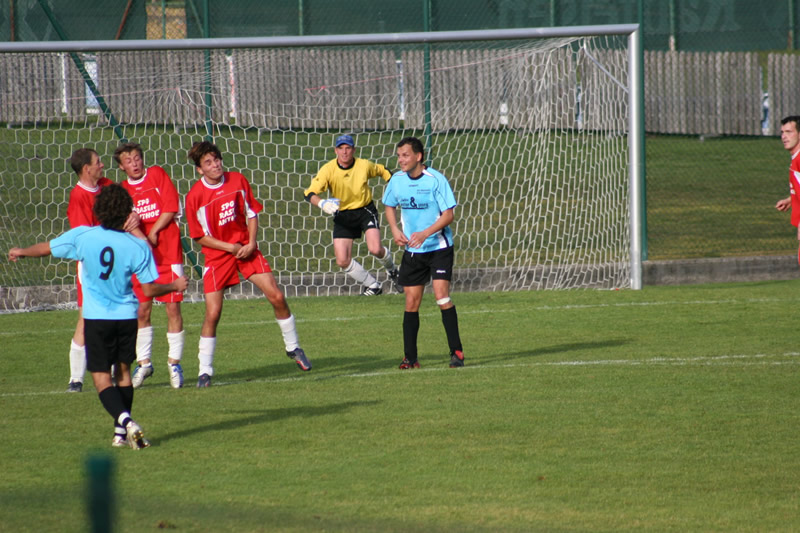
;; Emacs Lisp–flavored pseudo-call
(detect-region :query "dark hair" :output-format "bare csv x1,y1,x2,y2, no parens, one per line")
781,116,800,130
113,142,144,165
94,184,133,230
397,136,424,160
69,148,98,176
188,141,222,167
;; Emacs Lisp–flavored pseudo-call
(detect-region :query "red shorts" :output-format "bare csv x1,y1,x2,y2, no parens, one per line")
76,261,84,307
202,250,272,293
133,264,185,303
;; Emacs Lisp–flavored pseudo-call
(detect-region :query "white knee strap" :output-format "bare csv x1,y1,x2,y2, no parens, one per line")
436,297,451,306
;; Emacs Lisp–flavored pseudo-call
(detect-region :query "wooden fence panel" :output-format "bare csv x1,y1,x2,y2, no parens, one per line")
767,54,800,136
645,51,761,136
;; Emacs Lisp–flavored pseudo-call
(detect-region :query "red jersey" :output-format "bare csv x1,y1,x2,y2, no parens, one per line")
121,165,183,266
790,150,800,227
66,177,113,228
185,171,263,263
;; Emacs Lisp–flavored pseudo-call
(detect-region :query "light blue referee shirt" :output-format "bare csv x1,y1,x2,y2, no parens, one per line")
382,166,457,253
50,226,158,320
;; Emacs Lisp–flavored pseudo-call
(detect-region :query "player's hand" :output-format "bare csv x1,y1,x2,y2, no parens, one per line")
173,276,189,293
124,211,141,232
776,198,792,211
235,242,256,259
319,198,340,215
390,227,408,248
7,247,22,262
147,232,159,247
407,231,427,249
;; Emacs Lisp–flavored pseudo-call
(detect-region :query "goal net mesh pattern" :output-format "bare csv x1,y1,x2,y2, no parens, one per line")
0,34,632,312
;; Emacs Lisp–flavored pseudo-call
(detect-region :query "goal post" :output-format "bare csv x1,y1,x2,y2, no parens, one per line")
0,25,643,312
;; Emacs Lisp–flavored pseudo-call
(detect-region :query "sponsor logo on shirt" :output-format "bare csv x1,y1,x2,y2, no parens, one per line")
135,198,161,221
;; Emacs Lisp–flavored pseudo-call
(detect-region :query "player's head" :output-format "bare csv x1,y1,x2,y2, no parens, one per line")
781,116,800,153
113,142,145,179
397,137,424,159
396,137,425,174
94,184,133,231
69,148,101,177
188,141,222,168
334,134,355,166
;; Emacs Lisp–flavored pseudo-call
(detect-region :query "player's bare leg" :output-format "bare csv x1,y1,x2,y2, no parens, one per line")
365,228,402,293
132,300,155,388
250,272,311,371
68,311,86,392
336,237,381,294
196,290,223,387
165,301,185,387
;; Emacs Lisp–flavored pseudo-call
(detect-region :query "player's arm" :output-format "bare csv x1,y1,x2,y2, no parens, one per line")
304,167,339,215
776,196,792,211
384,206,408,248
141,276,188,298
234,215,259,259
195,234,241,256
407,208,454,249
145,211,177,246
8,242,51,262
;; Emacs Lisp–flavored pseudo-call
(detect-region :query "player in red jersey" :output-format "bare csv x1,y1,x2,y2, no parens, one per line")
116,142,187,389
775,115,800,264
185,141,311,387
64,148,113,392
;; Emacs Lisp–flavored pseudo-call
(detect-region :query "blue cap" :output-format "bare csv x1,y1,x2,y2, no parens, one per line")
334,134,354,147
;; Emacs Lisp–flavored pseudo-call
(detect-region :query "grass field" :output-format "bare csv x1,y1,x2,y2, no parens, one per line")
2,282,799,532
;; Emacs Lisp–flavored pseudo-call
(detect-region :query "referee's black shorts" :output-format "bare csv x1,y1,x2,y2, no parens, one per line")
332,201,381,239
399,246,455,286
84,318,138,373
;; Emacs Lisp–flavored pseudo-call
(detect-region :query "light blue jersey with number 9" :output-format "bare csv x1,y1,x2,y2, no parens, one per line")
50,226,158,320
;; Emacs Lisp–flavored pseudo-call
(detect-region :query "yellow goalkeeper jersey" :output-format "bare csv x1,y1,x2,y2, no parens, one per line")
304,158,392,211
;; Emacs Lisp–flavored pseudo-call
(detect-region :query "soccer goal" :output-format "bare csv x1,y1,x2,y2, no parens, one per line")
0,25,643,312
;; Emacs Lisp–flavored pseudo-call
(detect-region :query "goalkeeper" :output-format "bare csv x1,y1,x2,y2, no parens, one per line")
304,134,401,295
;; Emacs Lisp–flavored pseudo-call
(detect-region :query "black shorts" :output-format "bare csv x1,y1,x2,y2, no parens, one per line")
84,318,138,373
332,202,381,240
399,247,455,286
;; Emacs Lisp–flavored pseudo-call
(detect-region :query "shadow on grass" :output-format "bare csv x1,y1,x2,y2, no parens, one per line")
156,399,381,444
474,338,632,364
216,338,633,381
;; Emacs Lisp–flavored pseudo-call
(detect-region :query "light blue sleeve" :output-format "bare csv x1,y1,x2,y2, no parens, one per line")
381,174,399,207
132,242,159,285
434,174,457,212
49,227,93,261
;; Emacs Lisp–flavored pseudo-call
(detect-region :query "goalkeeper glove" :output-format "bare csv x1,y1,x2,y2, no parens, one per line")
319,198,340,215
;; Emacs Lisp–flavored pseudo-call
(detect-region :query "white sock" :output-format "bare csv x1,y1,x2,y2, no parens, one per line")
276,314,299,352
69,340,86,383
344,259,379,288
136,326,154,363
381,246,396,270
167,330,185,362
117,412,132,428
197,336,216,376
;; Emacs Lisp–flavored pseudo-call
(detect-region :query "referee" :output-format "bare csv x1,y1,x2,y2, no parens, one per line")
304,134,402,295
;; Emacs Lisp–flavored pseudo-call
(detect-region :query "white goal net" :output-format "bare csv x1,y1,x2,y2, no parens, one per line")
0,27,641,312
